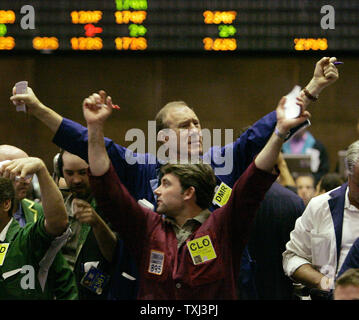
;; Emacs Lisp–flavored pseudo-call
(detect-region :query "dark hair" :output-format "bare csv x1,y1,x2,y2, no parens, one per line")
319,173,343,193
53,149,65,178
160,162,216,209
0,177,15,217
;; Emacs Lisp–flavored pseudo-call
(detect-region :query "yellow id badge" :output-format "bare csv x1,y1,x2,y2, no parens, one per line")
0,243,9,266
187,235,216,265
212,182,232,207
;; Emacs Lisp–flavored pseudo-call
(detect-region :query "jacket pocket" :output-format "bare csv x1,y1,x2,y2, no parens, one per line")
186,231,226,287
142,245,170,283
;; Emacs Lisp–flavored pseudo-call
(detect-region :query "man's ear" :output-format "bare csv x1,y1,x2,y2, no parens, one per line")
183,186,196,201
157,129,170,143
1,199,11,214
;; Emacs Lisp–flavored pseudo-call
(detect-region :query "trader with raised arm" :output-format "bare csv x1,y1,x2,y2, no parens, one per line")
84,92,310,299
0,157,70,299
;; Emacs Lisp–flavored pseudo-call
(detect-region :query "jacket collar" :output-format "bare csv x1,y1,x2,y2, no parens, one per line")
0,218,13,241
21,198,38,223
328,182,348,265
4,218,21,242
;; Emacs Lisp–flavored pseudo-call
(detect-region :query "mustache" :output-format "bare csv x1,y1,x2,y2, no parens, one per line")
69,184,89,194
70,183,86,189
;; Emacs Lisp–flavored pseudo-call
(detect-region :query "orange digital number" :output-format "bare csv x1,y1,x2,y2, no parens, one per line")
294,38,328,51
33,37,59,50
71,37,103,50
203,37,237,51
115,11,147,24
203,11,236,24
71,11,103,24
115,37,147,50
318,38,328,50
203,11,214,24
0,10,15,24
0,36,15,50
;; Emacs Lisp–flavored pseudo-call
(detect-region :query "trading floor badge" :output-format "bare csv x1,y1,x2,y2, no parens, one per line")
187,235,216,265
80,266,109,295
212,182,232,207
0,243,9,266
148,250,164,275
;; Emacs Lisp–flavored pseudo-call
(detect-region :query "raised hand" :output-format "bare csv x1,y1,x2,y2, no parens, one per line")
276,96,310,134
312,57,339,89
82,90,116,126
0,157,44,180
254,96,310,173
10,86,43,113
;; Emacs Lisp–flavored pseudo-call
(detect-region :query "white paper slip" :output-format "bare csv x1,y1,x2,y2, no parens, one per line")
84,261,100,273
2,268,22,280
15,81,28,112
284,85,301,119
121,272,136,281
138,199,154,211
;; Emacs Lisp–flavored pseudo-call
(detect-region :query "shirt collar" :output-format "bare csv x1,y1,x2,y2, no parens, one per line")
0,218,13,242
345,188,359,212
165,209,211,227
13,201,24,218
192,209,211,224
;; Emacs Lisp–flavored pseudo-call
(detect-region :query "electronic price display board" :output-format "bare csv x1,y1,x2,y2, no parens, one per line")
0,0,357,52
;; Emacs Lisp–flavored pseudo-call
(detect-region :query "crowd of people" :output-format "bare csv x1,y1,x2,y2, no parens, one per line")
2,56,359,301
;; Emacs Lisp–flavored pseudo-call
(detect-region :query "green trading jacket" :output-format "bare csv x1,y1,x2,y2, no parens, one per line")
0,215,64,299
20,198,78,300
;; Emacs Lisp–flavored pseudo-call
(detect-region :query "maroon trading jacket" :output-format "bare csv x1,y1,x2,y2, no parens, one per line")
89,162,277,299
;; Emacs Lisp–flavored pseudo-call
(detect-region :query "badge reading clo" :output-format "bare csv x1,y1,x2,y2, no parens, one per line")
187,235,216,265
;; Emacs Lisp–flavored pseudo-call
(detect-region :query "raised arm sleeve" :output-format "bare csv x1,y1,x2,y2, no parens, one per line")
53,117,158,201
206,111,277,186
89,163,161,258
213,162,278,251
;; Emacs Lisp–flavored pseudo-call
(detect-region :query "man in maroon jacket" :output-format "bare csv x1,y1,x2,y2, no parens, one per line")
83,92,311,299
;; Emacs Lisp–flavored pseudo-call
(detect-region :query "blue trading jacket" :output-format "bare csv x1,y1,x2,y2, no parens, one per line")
53,111,276,206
